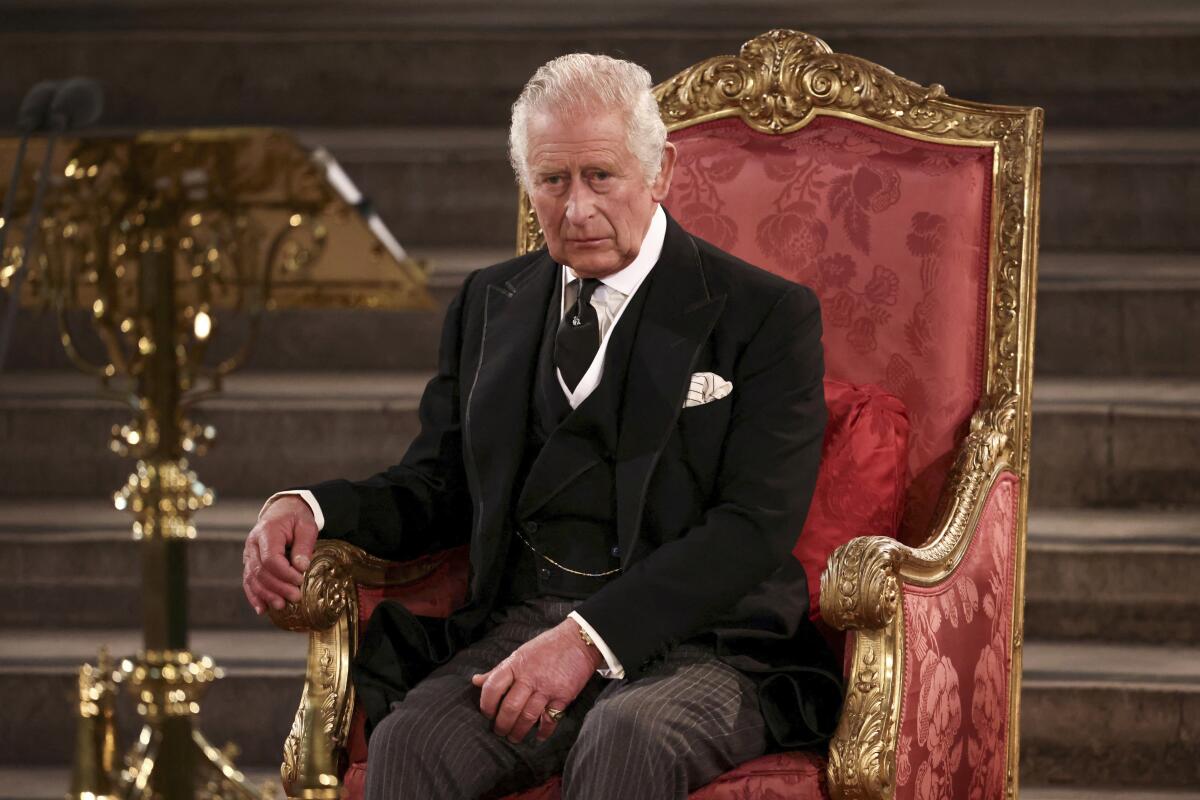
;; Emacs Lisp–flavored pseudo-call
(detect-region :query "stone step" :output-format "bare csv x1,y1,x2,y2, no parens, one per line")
0,500,266,629
1,1,1198,128
0,630,1196,788
1040,130,1200,251
0,371,431,499
1018,641,1200,788
1024,509,1200,644
8,251,1200,378
5,501,1198,646
2,503,1200,647
3,372,1198,507
1,245,486,374
0,767,284,800
1030,378,1200,507
1036,253,1200,378
0,628,304,767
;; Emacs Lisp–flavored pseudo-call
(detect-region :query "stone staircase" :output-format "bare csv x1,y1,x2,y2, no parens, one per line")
1,1,1199,797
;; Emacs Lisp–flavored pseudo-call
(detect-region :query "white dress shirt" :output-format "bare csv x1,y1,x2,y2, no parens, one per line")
556,204,665,409
262,204,668,680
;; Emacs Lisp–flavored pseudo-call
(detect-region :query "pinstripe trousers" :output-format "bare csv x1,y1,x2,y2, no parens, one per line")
364,597,768,800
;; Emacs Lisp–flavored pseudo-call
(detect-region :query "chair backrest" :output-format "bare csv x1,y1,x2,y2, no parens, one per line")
665,113,993,543
517,29,1041,548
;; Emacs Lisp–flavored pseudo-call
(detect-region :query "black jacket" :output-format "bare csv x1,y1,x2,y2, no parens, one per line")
306,214,843,747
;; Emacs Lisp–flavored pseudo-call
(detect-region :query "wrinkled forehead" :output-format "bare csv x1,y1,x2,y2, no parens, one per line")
525,110,636,168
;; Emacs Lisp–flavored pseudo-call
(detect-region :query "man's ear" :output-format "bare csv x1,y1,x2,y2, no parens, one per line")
650,142,678,202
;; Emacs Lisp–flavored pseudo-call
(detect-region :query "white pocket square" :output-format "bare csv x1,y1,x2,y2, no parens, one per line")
684,372,733,408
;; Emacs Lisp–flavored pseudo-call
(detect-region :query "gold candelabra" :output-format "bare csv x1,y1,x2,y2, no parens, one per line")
0,128,430,798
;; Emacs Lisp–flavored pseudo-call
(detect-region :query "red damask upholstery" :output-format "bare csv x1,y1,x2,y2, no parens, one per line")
894,473,1019,800
664,116,994,543
336,378,908,800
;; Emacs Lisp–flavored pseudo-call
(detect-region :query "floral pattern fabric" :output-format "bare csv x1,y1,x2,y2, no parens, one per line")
894,473,1018,800
665,116,993,543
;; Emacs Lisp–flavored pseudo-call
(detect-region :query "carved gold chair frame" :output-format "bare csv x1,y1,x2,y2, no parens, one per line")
272,29,1043,800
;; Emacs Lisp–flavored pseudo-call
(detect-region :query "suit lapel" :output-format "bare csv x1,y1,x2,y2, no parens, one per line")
464,252,557,588
615,216,726,561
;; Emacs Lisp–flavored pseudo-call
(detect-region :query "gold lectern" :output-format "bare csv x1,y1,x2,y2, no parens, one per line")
0,128,431,799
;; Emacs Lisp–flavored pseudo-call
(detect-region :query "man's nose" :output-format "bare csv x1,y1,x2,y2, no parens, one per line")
564,182,596,226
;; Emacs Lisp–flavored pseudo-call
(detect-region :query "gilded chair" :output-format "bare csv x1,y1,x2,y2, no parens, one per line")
272,29,1043,800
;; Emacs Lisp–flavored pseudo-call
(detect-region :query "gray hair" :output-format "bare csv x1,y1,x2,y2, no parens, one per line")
508,53,667,190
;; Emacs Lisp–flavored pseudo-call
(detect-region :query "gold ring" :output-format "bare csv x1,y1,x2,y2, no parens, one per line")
545,706,565,722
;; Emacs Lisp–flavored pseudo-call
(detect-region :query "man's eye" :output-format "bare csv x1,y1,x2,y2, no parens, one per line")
592,171,610,181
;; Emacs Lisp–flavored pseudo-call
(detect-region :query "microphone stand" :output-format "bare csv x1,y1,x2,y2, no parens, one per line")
0,119,60,371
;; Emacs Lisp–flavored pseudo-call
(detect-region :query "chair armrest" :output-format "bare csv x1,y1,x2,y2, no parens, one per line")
820,404,1023,800
266,540,458,791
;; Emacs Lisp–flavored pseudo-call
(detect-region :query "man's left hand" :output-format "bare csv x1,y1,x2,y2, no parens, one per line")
471,618,603,743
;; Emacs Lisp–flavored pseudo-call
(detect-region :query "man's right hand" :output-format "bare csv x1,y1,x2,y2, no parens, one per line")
242,495,318,615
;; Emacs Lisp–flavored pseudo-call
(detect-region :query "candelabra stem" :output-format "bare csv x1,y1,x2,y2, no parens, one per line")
144,209,195,799
141,524,189,651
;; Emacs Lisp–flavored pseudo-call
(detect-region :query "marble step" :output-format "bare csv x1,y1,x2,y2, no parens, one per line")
6,251,1200,379
0,630,1196,788
1,2,1198,128
2,504,1198,645
2,372,1198,507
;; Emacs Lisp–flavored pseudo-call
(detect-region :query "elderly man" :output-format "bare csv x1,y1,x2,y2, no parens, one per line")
243,53,840,799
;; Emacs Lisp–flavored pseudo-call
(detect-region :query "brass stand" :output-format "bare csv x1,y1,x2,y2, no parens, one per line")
70,649,120,800
1,129,429,799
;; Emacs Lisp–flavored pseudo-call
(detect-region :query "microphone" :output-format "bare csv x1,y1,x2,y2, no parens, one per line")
0,77,105,373
47,77,104,132
16,80,58,133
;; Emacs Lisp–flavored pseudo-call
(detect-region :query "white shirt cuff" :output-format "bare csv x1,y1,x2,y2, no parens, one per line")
260,490,325,532
569,611,625,680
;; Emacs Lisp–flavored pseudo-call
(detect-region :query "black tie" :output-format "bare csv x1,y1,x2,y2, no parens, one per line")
555,277,602,392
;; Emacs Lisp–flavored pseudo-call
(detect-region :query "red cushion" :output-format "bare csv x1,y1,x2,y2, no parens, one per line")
795,378,909,622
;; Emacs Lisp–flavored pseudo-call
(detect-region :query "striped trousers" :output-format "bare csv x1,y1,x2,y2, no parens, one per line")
364,597,768,799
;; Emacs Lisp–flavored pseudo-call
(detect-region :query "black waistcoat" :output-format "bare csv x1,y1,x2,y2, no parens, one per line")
499,271,653,601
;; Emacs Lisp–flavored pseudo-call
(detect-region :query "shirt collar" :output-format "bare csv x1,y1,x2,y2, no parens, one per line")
562,204,666,297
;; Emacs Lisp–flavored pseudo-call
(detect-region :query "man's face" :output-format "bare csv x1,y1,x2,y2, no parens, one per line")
525,110,676,278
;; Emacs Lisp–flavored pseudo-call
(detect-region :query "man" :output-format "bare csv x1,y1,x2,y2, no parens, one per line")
243,53,841,799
